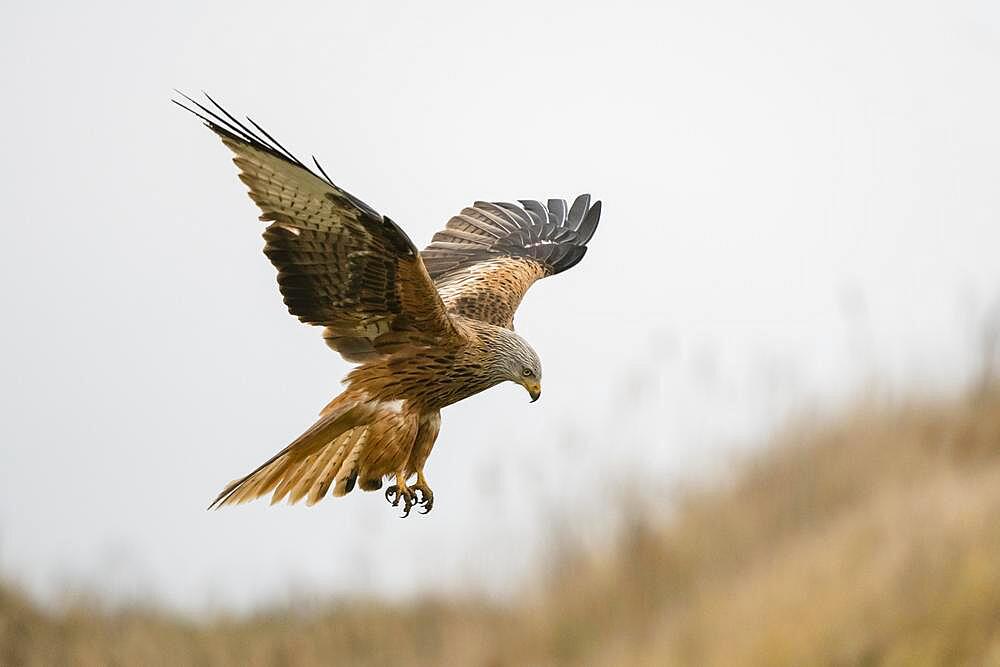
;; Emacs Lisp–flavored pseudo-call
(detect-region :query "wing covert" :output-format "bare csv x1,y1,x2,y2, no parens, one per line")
175,93,456,361
421,195,601,328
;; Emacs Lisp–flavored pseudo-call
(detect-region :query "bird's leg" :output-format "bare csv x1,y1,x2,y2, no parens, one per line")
412,470,434,514
384,472,416,517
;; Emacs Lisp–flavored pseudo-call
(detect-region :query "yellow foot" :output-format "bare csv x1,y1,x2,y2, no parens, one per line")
384,474,417,517
412,472,434,514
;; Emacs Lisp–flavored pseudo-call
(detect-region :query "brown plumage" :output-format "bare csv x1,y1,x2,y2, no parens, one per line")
176,93,601,516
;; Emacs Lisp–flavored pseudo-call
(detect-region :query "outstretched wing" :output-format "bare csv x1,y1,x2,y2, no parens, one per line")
421,195,601,328
175,93,456,361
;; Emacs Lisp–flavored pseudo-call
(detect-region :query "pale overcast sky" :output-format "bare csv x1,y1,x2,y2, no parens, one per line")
2,0,1000,612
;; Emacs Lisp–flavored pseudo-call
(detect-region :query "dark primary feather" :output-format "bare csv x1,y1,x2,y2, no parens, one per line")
174,92,455,358
422,196,602,328
421,194,602,280
175,91,599,342
172,91,385,222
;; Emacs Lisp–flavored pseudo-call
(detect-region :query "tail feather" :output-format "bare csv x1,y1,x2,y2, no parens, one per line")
304,440,350,506
289,438,342,504
208,400,375,509
228,468,274,505
209,396,431,509
287,431,354,505
270,451,321,505
332,430,368,497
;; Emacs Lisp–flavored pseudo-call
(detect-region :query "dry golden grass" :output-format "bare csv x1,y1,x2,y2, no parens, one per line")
5,388,1000,665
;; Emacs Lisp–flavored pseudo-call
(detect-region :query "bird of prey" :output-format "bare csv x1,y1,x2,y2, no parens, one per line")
176,93,601,516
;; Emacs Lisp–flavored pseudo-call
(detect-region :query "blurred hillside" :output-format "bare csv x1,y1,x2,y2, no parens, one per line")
4,387,1000,666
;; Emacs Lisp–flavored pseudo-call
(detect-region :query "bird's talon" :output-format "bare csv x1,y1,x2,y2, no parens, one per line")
400,491,415,517
412,482,434,514
385,482,417,516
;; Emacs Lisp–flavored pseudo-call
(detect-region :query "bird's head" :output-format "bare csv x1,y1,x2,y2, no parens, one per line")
494,329,542,402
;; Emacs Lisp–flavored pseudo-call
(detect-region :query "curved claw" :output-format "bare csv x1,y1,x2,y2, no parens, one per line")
412,483,434,514
385,483,416,517
399,490,415,518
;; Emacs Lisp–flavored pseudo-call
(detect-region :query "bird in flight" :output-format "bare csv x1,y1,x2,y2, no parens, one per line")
176,92,601,516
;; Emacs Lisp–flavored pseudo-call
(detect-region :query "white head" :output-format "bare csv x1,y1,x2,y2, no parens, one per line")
490,328,543,402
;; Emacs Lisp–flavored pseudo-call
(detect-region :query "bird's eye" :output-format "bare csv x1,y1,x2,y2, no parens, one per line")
522,368,534,377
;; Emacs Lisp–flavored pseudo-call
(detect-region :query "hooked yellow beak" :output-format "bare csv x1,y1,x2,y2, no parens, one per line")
524,380,541,403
